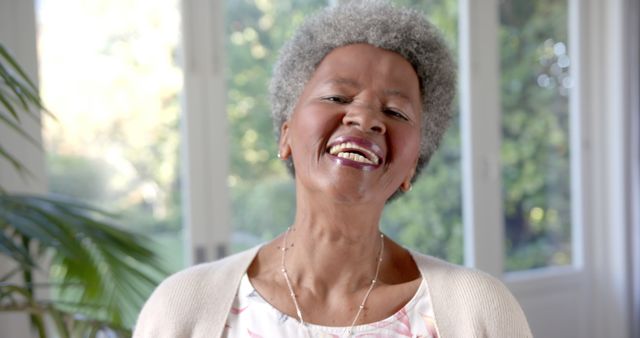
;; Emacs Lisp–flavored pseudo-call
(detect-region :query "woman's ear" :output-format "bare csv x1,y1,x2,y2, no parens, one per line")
400,158,418,192
278,121,292,160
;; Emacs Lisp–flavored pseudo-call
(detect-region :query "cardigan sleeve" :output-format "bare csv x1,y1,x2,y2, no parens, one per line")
416,254,533,338
133,247,261,338
457,270,533,337
133,265,210,338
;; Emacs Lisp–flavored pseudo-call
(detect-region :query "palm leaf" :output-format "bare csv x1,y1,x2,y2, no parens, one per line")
0,194,166,326
0,109,42,148
0,145,32,183
0,284,132,337
0,231,35,268
0,45,37,91
0,63,31,116
0,45,53,119
47,308,70,338
0,87,21,122
0,44,43,178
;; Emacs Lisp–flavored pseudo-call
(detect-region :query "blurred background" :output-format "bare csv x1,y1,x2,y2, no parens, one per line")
0,0,637,337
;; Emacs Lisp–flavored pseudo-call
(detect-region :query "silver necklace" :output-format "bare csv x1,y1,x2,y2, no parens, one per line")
280,227,385,337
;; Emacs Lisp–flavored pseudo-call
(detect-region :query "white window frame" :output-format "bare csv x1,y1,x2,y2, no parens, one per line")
628,1,640,336
458,0,503,276
181,0,232,264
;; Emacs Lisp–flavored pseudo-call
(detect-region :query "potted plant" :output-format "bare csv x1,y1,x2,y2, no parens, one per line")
0,43,165,337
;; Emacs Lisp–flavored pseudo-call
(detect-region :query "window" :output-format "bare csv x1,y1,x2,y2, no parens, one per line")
225,0,327,252
38,0,185,276
499,0,572,271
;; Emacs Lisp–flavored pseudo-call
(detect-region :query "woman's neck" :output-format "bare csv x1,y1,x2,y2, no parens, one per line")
283,194,386,295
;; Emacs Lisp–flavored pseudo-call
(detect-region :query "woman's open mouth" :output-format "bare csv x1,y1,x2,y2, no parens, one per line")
326,136,384,170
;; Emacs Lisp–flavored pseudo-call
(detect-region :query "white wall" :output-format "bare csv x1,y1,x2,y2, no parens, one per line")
628,0,640,336
0,1,46,337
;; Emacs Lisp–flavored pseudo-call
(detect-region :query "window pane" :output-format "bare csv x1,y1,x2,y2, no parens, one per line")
227,0,462,263
226,0,326,252
500,0,572,271
38,0,184,281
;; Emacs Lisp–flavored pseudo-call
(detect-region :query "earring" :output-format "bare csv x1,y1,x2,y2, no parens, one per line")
402,182,412,192
277,152,281,159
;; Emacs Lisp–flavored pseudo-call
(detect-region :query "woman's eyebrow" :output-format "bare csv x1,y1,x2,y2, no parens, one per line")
384,89,412,102
323,77,360,89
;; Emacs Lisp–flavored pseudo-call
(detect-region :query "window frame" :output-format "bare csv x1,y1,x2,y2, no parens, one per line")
181,0,232,264
458,0,503,276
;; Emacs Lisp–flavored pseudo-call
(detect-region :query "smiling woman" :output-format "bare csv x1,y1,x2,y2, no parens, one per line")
134,2,532,337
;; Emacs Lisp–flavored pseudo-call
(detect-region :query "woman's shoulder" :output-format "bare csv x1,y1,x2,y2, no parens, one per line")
412,252,501,286
411,251,509,295
163,246,258,287
410,251,533,337
133,246,260,338
149,246,259,300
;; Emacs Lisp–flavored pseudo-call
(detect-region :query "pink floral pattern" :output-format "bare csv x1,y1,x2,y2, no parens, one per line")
222,275,439,338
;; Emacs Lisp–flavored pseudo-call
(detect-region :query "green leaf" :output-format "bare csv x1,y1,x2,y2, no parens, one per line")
0,232,35,268
0,62,54,121
48,307,71,338
0,85,44,122
0,89,20,122
0,145,32,180
0,109,42,148
70,318,90,337
0,63,31,113
88,325,99,338
1,192,166,327
0,45,37,91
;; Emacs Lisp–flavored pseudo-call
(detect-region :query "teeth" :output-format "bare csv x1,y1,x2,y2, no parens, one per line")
329,141,380,165
337,152,373,164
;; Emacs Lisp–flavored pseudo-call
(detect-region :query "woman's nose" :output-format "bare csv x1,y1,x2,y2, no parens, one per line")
342,104,386,134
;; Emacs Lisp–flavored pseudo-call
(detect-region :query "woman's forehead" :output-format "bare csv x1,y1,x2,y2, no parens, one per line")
309,44,420,97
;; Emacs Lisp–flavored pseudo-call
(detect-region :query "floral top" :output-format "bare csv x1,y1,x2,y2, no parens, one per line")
222,274,439,338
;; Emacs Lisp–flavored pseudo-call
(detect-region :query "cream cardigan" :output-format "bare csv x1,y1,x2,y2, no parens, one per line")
134,246,533,338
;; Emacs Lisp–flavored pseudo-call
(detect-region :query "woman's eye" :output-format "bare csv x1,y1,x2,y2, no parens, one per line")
324,96,350,104
384,108,408,120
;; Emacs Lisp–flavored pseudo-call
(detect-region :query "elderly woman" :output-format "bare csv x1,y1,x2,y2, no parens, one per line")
134,2,532,337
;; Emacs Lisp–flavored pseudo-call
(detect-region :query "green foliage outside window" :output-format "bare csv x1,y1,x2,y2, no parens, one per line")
500,0,572,271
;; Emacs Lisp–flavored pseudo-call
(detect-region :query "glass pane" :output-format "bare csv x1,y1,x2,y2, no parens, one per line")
227,0,462,263
38,0,184,287
226,0,326,252
500,0,572,271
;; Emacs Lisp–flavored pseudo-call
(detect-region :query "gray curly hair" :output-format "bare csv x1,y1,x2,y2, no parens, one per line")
270,0,456,196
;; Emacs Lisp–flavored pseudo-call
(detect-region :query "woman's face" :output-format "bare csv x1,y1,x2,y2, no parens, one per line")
279,43,422,205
